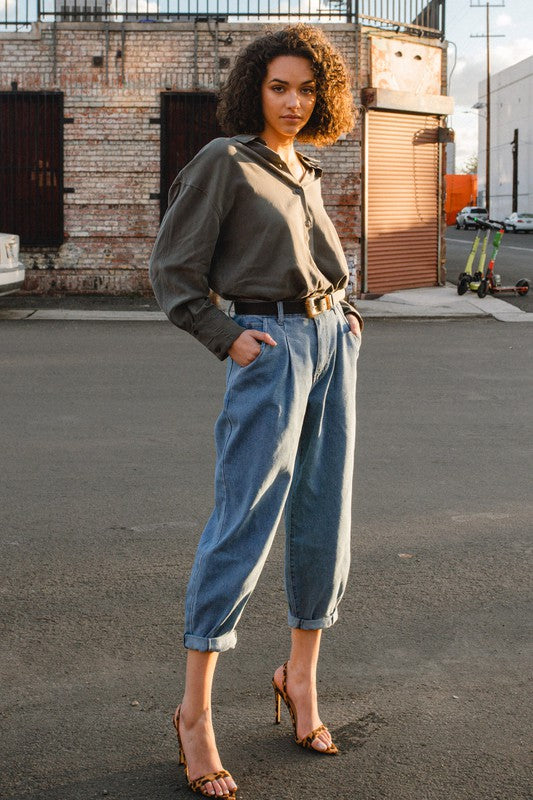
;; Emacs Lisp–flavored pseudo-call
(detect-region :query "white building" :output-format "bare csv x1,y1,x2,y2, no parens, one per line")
477,55,533,219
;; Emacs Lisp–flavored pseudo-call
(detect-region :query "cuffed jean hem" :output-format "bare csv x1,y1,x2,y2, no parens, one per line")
288,609,339,630
183,631,237,652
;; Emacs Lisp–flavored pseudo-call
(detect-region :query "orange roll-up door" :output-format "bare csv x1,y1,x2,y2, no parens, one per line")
365,110,440,294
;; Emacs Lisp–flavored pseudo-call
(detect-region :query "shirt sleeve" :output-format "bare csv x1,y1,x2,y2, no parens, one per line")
340,299,364,332
149,178,245,361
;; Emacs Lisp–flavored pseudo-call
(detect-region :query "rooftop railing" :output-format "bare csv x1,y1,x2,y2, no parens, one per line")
2,0,445,37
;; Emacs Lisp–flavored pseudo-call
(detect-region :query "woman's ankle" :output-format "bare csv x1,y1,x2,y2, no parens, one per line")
179,703,212,728
286,658,317,687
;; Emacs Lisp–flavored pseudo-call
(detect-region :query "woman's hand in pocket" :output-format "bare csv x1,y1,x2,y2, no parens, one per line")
228,330,277,367
345,313,362,338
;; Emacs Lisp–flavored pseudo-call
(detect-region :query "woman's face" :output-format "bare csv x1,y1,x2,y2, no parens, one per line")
260,55,316,145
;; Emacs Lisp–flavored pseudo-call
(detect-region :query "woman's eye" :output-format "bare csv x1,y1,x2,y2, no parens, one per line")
272,86,284,92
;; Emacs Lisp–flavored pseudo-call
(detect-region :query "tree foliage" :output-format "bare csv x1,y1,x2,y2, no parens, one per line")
461,154,478,174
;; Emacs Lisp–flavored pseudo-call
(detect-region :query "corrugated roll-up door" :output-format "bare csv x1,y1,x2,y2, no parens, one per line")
366,110,440,294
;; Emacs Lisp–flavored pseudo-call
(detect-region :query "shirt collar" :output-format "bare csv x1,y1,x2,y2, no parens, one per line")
231,134,322,176
233,134,259,144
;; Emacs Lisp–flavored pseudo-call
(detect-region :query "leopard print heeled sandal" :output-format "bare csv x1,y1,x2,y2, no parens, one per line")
272,661,338,755
172,706,238,797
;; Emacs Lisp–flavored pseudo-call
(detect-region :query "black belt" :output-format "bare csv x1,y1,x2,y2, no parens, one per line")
234,291,342,319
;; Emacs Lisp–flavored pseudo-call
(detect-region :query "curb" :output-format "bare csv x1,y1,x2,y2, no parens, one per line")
0,309,168,321
1,286,531,323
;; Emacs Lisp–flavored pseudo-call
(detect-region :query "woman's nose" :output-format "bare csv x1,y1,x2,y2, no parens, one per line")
286,90,300,108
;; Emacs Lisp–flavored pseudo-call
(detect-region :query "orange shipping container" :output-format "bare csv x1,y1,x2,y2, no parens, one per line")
445,174,478,226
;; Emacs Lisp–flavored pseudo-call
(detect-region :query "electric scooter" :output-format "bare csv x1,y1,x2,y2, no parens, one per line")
473,220,529,298
457,221,490,295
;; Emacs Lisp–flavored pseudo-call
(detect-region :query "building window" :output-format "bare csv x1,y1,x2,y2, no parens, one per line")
0,91,64,247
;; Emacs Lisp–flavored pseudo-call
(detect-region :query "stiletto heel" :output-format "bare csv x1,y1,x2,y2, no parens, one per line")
273,684,282,724
172,706,238,797
271,661,338,755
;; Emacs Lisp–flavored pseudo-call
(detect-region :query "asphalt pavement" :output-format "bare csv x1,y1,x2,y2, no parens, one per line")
1,315,531,800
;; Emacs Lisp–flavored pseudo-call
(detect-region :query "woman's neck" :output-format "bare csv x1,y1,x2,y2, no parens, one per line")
259,132,296,164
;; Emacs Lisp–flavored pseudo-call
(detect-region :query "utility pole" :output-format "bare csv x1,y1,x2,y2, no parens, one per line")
511,128,518,213
470,1,505,213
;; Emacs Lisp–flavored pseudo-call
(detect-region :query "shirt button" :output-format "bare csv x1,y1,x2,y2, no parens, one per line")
193,328,199,335
305,218,312,227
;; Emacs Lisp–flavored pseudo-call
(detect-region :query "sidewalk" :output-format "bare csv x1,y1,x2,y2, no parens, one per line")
356,284,532,322
1,284,532,322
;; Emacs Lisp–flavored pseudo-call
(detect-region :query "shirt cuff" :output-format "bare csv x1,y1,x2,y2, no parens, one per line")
207,323,245,360
170,301,245,360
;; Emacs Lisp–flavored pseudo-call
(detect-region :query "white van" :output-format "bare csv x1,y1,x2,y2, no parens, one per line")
0,233,25,296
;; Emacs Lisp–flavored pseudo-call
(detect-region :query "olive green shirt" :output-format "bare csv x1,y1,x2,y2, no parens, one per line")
149,134,363,360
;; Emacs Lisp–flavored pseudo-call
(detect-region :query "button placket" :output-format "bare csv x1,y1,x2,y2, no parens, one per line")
299,188,312,231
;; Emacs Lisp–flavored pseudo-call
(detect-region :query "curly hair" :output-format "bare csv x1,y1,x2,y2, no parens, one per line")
217,24,355,147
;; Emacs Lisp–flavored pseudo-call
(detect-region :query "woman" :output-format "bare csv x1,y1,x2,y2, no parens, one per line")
149,24,363,798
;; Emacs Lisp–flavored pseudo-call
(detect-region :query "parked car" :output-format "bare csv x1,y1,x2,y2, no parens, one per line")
503,212,533,233
455,206,489,230
0,233,25,296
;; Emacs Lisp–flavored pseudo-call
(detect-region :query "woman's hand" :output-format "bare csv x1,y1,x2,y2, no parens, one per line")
228,329,277,367
345,313,362,338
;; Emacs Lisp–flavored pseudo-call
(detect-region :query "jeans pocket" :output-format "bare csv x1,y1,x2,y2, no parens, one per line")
247,338,266,365
234,315,269,368
338,308,361,343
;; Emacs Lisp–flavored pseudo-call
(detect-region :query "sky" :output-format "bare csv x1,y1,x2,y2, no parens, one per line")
445,0,533,172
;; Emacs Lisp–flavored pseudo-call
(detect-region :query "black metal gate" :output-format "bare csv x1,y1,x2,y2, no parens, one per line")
0,91,64,247
160,92,223,221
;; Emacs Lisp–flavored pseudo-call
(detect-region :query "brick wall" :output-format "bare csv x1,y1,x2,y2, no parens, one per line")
0,22,363,297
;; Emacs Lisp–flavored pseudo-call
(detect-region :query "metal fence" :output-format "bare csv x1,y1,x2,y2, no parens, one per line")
1,0,445,37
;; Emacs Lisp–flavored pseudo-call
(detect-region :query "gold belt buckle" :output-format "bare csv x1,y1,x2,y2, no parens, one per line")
305,294,332,318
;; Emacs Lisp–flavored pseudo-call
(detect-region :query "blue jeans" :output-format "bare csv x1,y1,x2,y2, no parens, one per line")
184,302,360,652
